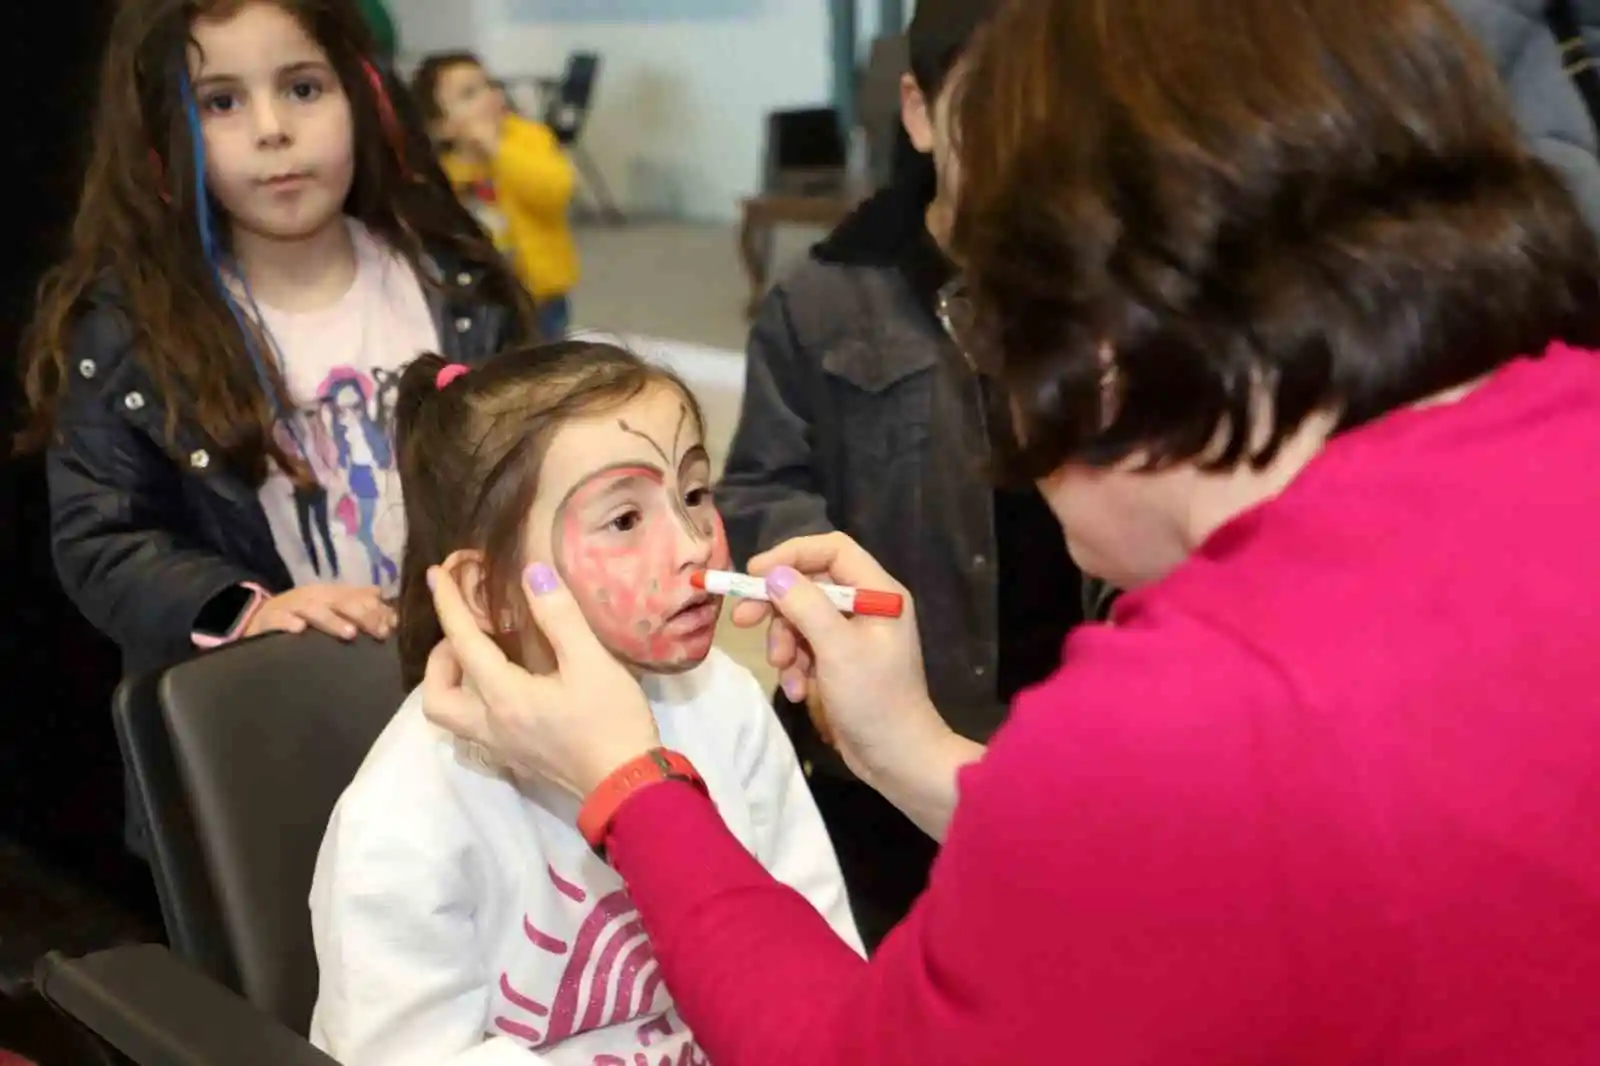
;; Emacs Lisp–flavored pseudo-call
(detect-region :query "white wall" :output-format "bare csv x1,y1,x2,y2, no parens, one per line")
393,0,832,222
389,0,483,64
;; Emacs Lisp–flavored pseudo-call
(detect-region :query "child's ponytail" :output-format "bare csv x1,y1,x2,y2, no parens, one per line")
394,352,459,685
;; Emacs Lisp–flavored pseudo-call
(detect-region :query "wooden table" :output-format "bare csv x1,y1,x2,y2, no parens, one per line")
738,191,863,319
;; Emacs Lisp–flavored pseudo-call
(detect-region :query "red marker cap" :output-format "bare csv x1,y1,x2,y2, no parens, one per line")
850,589,904,618
689,572,707,590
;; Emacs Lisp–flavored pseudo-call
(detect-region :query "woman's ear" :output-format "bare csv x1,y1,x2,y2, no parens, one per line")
900,73,936,154
438,549,497,634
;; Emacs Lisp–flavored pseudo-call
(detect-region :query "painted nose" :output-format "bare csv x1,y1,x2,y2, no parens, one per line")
673,510,714,573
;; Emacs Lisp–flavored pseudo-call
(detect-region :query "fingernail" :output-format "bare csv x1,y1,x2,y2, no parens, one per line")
766,566,798,598
782,676,805,702
426,568,437,591
525,562,559,596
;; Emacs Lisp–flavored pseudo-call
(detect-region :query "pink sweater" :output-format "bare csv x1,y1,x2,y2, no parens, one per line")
608,343,1600,1065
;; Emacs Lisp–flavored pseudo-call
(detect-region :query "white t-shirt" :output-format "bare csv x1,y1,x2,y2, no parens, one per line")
254,220,440,596
308,649,863,1066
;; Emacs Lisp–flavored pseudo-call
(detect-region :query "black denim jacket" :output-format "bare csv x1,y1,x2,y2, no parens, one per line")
718,181,1019,773
46,248,525,676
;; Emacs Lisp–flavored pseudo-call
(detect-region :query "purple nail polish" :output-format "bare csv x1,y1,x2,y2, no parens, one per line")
782,676,805,702
426,569,437,591
526,562,559,596
766,566,798,598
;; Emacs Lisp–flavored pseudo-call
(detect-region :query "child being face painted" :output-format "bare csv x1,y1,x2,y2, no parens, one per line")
527,384,731,671
393,341,729,688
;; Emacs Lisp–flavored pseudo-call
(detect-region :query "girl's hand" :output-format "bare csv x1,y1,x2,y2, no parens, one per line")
459,113,503,159
420,560,661,799
245,584,395,641
731,533,950,784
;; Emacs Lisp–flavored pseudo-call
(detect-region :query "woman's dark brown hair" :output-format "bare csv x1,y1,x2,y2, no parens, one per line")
393,342,706,689
951,0,1600,480
16,0,534,481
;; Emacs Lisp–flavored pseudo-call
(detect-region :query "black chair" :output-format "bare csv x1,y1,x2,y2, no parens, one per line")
543,51,626,224
761,106,849,196
34,631,406,1065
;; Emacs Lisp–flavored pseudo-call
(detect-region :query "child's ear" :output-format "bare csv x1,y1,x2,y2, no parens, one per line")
439,548,496,634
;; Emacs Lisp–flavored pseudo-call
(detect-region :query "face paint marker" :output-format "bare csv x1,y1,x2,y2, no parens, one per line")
692,570,904,619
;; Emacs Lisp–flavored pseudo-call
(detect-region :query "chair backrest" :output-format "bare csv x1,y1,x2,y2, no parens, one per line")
112,633,404,1035
762,107,849,195
545,52,601,143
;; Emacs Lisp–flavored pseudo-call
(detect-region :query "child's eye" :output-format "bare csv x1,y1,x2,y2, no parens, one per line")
608,510,642,534
203,92,239,115
684,487,712,508
288,79,324,102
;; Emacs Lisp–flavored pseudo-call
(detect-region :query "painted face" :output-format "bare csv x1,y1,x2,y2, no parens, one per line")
189,1,355,244
524,384,730,674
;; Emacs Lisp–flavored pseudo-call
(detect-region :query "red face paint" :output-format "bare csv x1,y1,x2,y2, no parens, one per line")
552,464,730,672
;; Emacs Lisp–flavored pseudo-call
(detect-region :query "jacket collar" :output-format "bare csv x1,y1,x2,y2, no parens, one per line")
811,175,955,322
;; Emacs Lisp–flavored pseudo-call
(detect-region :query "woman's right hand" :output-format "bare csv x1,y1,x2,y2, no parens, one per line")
732,533,949,782
244,584,395,641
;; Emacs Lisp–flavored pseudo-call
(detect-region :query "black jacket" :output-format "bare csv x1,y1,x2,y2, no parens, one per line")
720,173,1087,777
47,248,523,676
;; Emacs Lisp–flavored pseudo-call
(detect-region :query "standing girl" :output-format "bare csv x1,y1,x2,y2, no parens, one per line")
17,0,535,676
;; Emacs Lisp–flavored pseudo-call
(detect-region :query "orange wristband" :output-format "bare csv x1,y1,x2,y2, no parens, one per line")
577,748,706,858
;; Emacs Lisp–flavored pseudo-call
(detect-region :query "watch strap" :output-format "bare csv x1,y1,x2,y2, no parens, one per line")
578,748,705,858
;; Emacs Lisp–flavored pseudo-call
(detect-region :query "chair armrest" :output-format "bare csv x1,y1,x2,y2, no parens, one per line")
34,944,337,1066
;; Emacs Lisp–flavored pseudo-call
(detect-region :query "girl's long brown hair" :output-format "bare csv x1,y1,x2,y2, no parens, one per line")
16,0,534,483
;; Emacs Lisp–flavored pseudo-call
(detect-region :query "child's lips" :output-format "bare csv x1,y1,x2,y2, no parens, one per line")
261,172,311,191
662,595,719,636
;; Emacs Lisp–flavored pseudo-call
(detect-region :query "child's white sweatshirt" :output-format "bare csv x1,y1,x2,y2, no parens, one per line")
308,649,862,1066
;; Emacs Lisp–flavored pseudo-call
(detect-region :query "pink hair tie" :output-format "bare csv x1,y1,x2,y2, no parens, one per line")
435,363,471,391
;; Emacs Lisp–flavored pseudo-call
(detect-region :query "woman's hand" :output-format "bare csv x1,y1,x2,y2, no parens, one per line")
732,533,951,783
420,560,661,799
245,584,395,640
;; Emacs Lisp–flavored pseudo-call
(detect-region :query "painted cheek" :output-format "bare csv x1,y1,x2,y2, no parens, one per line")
558,509,680,663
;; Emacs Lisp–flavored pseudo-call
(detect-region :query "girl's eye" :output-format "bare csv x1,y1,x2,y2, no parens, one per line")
288,79,323,102
608,510,642,534
203,92,239,115
685,487,712,508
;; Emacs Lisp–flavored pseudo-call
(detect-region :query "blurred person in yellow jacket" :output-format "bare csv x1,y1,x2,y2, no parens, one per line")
413,53,580,338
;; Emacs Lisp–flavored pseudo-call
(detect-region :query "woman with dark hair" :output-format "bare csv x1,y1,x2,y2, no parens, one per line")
420,0,1600,1060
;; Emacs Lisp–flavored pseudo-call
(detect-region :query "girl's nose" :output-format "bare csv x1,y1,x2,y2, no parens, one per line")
674,512,714,572
252,97,291,146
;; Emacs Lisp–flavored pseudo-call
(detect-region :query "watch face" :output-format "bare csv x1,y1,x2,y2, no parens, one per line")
194,584,262,639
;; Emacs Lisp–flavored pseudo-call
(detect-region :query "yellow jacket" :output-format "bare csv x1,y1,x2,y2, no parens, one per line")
442,115,579,301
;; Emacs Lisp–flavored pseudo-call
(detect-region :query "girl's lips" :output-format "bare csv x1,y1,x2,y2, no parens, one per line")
661,599,719,637
261,173,311,192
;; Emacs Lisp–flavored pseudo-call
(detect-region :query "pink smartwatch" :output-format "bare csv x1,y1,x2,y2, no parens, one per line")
191,582,271,649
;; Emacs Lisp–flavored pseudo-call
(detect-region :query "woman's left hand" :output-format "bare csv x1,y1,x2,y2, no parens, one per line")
421,560,661,799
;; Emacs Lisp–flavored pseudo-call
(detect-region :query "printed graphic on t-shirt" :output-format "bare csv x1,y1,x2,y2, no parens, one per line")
274,364,406,591
493,863,706,1065
253,218,439,599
